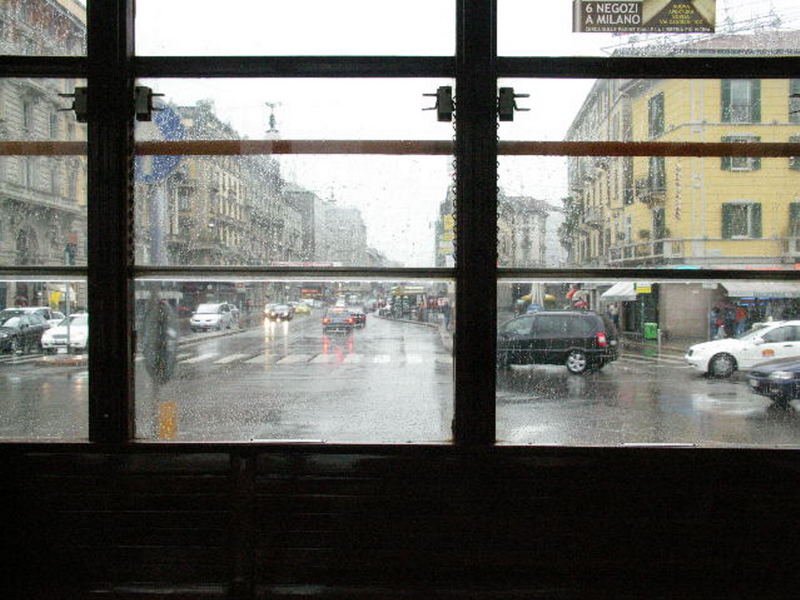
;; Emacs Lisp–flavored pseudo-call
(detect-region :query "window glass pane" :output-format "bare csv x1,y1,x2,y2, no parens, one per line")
0,278,87,439
133,278,454,442
499,78,800,268
0,79,87,267
134,79,454,268
500,0,800,57
135,0,454,56
1,0,86,56
497,279,800,447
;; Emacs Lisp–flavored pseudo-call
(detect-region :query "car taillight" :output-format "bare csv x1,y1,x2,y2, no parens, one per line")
322,318,330,324
346,318,354,324
596,332,608,347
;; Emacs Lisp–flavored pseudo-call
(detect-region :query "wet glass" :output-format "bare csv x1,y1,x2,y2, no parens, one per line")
135,0,454,56
1,0,86,56
133,278,454,442
0,278,87,440
498,76,800,269
496,279,800,447
134,79,454,268
500,0,800,57
0,79,88,268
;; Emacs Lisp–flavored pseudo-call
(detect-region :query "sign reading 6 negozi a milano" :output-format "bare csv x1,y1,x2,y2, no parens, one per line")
573,0,716,34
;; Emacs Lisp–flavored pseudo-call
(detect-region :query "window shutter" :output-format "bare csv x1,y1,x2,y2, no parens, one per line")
721,80,731,122
790,202,800,232
751,203,762,238
752,136,761,170
720,136,732,170
751,79,761,122
790,135,800,170
721,203,733,238
791,80,800,123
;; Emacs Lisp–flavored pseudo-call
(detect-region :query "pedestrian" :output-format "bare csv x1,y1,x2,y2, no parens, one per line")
723,304,736,337
441,297,451,330
735,305,748,336
607,303,619,328
709,307,720,340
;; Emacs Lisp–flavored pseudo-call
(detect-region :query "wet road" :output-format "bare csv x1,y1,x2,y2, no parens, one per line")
2,312,800,446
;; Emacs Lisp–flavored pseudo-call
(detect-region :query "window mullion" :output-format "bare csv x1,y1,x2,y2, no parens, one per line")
453,0,497,445
87,0,136,442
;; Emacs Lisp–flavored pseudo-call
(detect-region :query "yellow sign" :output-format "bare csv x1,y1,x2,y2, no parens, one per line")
442,231,455,241
158,402,178,439
443,215,454,230
635,283,651,294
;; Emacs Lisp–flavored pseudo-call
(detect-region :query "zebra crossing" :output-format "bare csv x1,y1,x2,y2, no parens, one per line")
132,351,453,367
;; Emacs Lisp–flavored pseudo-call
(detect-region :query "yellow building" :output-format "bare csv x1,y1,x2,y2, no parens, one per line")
565,31,800,336
567,31,800,270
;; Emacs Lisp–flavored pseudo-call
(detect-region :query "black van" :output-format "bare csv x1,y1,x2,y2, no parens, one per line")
496,310,619,374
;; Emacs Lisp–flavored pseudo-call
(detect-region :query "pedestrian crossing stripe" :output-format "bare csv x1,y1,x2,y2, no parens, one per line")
214,353,250,365
180,352,218,364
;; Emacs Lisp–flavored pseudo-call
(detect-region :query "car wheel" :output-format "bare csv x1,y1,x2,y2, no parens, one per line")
771,393,791,408
44,348,56,355
708,353,736,378
565,349,588,374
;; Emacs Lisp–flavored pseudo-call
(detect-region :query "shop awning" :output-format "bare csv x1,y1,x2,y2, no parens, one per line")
601,282,637,302
722,282,800,299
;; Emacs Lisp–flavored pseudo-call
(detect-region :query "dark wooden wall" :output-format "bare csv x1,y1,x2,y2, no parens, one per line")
3,445,799,599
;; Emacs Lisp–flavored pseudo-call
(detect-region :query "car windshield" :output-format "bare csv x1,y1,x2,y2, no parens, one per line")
0,316,22,327
195,304,219,314
0,310,23,319
274,305,289,311
735,323,771,341
58,315,88,327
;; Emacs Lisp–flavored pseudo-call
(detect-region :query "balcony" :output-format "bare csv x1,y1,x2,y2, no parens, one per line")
583,207,603,228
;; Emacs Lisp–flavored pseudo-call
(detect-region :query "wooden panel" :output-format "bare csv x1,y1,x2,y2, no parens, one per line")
4,447,800,599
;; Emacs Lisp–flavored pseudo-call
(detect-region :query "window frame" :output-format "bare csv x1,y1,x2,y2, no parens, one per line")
1,0,800,447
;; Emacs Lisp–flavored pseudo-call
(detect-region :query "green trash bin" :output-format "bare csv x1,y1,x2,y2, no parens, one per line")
643,322,658,340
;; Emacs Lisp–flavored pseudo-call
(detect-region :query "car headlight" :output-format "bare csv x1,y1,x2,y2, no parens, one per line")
768,371,795,380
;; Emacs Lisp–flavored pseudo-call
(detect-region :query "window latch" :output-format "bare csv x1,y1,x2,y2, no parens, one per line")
135,86,165,122
58,87,88,123
498,87,530,122
422,86,453,122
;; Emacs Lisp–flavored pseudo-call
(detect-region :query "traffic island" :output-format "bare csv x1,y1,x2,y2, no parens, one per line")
36,353,88,367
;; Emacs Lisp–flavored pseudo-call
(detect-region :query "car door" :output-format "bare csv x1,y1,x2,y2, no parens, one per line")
498,316,535,364
739,325,800,368
530,314,567,364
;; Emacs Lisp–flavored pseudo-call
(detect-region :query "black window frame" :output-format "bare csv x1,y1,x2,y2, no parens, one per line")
1,0,800,448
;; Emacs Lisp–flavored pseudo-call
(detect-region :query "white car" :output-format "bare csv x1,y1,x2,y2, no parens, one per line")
685,320,800,377
190,302,235,332
41,313,89,354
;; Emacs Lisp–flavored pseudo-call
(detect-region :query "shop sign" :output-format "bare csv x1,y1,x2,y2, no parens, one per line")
573,0,715,34
635,283,652,294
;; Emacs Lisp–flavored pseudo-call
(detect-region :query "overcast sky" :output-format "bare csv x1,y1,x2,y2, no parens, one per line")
134,0,800,267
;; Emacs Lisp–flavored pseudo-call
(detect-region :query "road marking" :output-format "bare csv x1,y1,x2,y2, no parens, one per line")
180,352,218,364
406,354,423,364
372,354,391,363
177,352,192,360
214,353,250,365
343,354,362,363
2,355,43,364
310,354,341,364
276,354,312,365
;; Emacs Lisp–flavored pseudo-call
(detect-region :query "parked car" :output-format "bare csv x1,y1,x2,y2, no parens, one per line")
190,302,235,332
685,320,800,378
0,306,64,328
41,313,89,354
747,356,800,406
496,310,619,374
266,304,293,321
0,313,50,354
322,307,355,333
